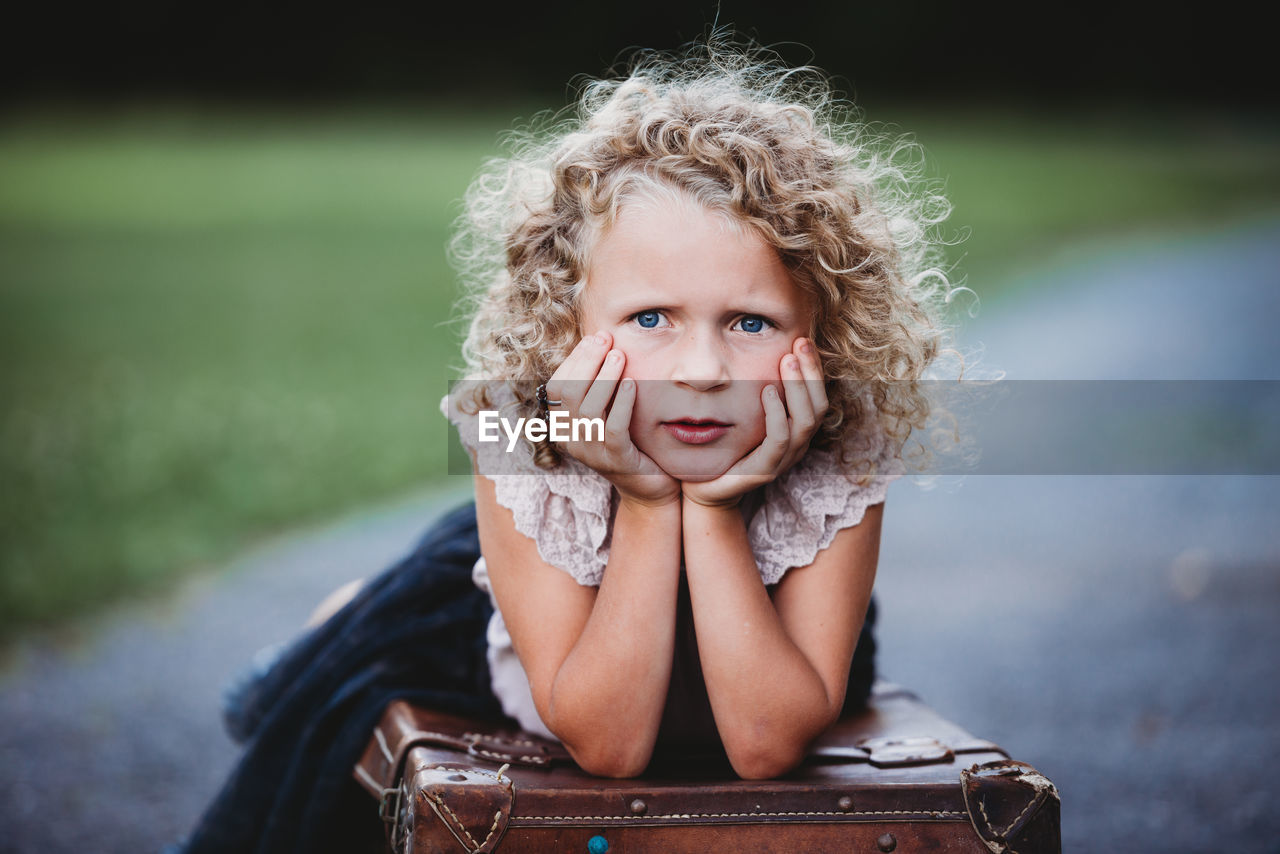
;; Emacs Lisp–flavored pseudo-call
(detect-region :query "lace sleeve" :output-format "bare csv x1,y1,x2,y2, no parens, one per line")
441,384,614,587
747,410,904,586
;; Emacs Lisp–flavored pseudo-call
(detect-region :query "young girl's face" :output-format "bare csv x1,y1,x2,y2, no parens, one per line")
578,195,813,482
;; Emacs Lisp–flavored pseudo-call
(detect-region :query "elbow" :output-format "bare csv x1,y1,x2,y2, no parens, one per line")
723,708,839,780
726,740,806,780
723,724,812,780
565,739,653,778
545,711,654,778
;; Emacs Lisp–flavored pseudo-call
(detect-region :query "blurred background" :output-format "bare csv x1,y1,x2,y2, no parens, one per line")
1,2,1278,852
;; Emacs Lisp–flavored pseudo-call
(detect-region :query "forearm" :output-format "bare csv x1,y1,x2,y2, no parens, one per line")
543,497,682,776
682,498,844,779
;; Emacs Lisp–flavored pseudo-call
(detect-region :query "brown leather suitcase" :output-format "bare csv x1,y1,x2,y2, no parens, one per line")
354,683,1060,853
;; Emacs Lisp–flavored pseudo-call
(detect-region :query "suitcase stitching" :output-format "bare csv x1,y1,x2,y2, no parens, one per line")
477,808,505,849
413,764,967,822
976,799,1004,851
1001,790,1041,841
471,747,548,764
415,766,514,852
396,733,553,767
424,792,477,849
970,763,1054,854
424,793,504,850
515,809,968,821
465,731,544,748
410,764,968,825
975,797,1025,854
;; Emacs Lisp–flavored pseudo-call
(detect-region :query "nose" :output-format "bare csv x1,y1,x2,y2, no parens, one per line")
669,330,731,391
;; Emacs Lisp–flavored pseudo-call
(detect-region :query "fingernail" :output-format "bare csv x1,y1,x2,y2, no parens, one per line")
594,330,608,345
800,339,813,354
766,385,778,398
607,350,621,364
785,355,798,371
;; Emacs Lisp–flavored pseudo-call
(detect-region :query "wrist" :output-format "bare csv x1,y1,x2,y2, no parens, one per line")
682,491,744,515
618,491,683,515
610,477,681,510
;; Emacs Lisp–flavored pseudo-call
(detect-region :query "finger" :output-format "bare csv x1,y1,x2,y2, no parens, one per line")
579,349,625,418
547,330,611,407
551,334,608,404
780,353,817,437
737,384,790,473
603,377,637,454
700,384,799,495
794,337,829,417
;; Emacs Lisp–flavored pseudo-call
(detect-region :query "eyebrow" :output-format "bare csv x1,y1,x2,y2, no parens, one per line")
619,291,788,312
607,296,803,324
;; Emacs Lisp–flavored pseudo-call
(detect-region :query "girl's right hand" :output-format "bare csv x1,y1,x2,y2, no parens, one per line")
545,330,681,508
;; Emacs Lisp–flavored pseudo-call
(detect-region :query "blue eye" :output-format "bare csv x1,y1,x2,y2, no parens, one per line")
735,315,769,334
635,311,663,329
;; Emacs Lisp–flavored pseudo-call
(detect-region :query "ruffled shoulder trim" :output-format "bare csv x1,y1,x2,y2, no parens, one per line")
747,408,904,586
441,382,613,586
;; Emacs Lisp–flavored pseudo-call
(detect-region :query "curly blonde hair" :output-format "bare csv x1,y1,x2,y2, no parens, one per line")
451,42,959,476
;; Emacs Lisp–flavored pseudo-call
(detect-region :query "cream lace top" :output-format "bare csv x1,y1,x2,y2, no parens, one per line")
441,384,903,739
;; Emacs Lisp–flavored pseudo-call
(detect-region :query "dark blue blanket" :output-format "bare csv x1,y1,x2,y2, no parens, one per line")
174,503,500,853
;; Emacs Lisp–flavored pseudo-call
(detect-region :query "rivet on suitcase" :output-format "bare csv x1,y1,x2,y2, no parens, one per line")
355,683,1060,853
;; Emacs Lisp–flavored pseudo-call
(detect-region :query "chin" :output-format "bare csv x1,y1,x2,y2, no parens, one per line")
646,449,739,482
672,469,724,484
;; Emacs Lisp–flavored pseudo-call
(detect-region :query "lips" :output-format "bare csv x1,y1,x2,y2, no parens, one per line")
661,419,732,445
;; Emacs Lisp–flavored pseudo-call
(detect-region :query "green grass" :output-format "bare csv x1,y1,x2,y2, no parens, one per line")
2,103,1278,635
890,108,1280,294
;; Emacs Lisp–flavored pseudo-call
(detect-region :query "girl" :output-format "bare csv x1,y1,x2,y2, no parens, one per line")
177,42,952,854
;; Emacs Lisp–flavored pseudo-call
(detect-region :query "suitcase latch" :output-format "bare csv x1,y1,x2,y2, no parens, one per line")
856,736,954,768
378,785,401,825
378,782,409,851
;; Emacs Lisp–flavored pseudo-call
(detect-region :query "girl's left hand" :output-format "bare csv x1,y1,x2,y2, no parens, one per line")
682,337,828,508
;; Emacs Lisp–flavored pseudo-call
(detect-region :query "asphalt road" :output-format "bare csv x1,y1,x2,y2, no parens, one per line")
2,218,1277,853
875,218,1280,853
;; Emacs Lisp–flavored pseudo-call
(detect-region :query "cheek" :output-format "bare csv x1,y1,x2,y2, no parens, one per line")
617,344,662,382
737,347,788,384
742,394,770,444
732,351,790,441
